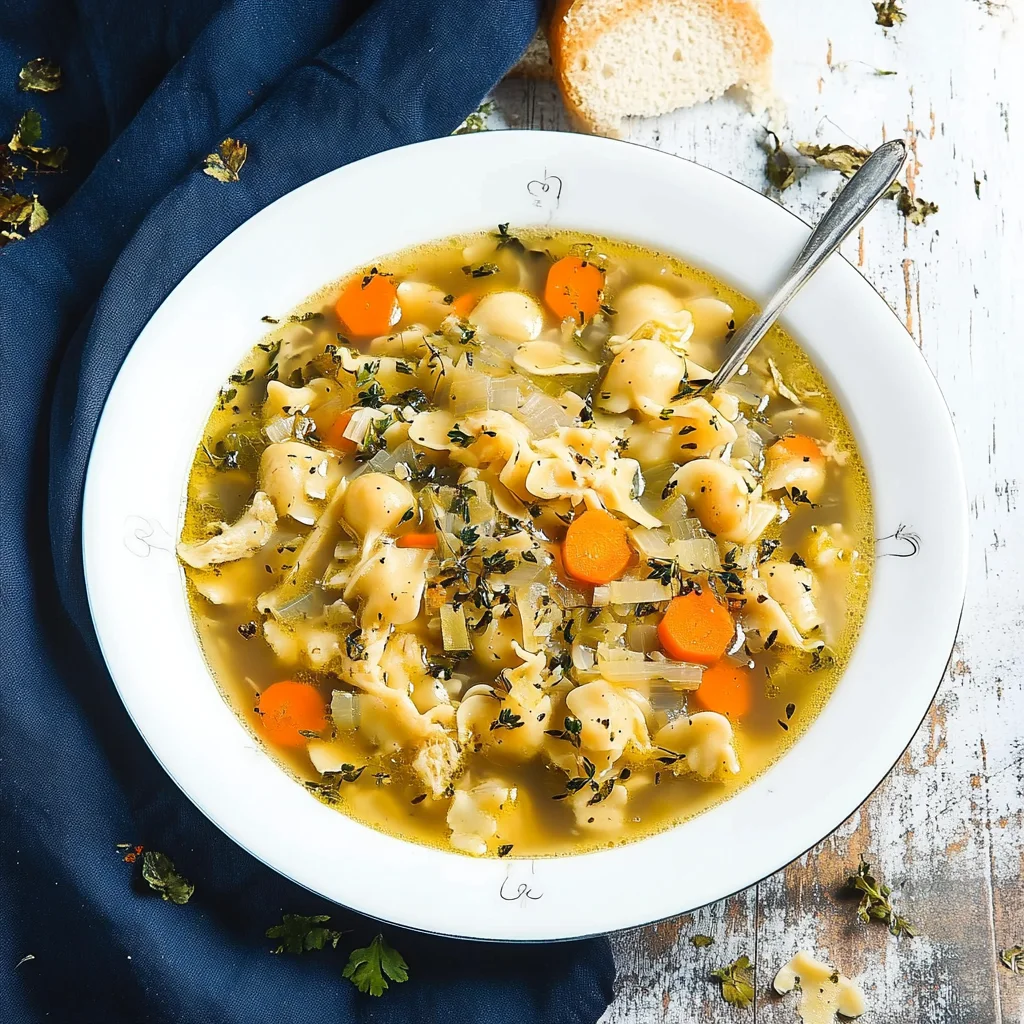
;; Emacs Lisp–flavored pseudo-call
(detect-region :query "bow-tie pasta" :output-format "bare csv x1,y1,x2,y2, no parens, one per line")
178,227,871,857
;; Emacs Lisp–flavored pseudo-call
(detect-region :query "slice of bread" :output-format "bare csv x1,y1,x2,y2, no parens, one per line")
550,0,773,137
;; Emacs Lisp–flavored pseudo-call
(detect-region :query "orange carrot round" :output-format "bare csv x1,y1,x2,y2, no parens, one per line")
320,410,358,453
562,508,632,585
658,589,735,665
334,271,401,337
770,434,823,465
396,532,437,549
692,661,751,719
544,256,604,323
257,681,327,748
451,293,477,318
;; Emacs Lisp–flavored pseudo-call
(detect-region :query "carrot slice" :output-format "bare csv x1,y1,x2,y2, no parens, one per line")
451,293,477,318
396,532,437,549
334,271,401,337
692,660,751,719
544,256,604,323
320,410,358,453
770,434,823,464
562,508,632,585
657,589,735,665
257,681,327,748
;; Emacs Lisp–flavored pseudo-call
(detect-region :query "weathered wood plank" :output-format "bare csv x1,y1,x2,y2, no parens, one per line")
496,1,1023,1018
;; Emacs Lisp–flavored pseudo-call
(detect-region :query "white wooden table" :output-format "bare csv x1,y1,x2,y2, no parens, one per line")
493,2,1024,1019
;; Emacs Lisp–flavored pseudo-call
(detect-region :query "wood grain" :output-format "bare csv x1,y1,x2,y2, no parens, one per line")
492,1,1024,1019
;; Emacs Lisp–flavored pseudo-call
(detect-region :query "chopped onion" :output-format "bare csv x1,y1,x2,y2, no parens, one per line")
550,578,590,609
608,578,674,605
324,599,354,625
630,527,673,558
342,407,380,445
360,439,419,477
720,378,763,407
474,333,518,372
596,642,644,664
519,389,574,436
492,559,544,588
658,497,691,529
669,517,707,541
572,644,596,671
599,660,702,688
639,464,680,514
331,690,361,731
273,588,323,622
648,685,689,719
449,374,490,417
626,623,660,653
265,412,314,444
440,604,471,652
671,537,722,571
467,494,494,525
334,540,358,560
592,585,610,607
487,376,520,413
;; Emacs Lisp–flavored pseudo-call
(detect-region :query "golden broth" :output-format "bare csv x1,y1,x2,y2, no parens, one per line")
180,229,872,858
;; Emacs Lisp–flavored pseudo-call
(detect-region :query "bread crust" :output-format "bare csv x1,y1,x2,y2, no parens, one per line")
549,0,773,135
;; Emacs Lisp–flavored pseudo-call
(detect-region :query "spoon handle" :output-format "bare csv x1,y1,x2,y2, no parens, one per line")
707,138,908,392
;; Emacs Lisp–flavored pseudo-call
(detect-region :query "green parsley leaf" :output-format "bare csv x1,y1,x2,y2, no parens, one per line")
10,109,41,149
342,934,409,997
266,914,344,954
203,138,248,183
18,58,62,93
710,954,755,1008
8,109,65,170
490,706,524,731
141,850,194,905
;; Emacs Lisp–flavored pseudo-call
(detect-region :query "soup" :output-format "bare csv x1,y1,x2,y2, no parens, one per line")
177,228,872,858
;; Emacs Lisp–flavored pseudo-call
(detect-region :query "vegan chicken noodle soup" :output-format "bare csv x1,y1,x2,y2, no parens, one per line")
178,228,872,858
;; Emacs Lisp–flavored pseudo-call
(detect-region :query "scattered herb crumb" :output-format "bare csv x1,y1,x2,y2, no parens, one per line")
896,188,939,226
342,934,409,996
764,131,796,191
266,913,344,953
710,954,755,1008
846,858,917,938
999,945,1024,974
497,844,514,858
18,58,62,93
453,100,494,135
203,138,248,183
140,850,194,905
873,0,906,28
691,934,714,948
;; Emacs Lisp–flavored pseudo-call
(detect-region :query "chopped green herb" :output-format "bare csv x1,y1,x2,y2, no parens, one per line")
710,954,755,1008
140,851,194,905
764,131,796,190
846,858,918,938
873,0,905,28
18,58,62,93
266,914,344,954
447,424,474,448
202,138,248,183
345,629,367,661
691,934,714,948
896,188,939,225
462,263,500,278
490,707,524,731
999,945,1024,974
497,844,514,858
342,934,409,997
494,222,525,253
452,100,494,135
545,715,583,748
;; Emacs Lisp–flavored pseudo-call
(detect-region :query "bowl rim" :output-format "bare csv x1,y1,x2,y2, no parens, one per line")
82,129,968,941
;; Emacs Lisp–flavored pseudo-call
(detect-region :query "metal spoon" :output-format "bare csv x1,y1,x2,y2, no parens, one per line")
706,139,908,392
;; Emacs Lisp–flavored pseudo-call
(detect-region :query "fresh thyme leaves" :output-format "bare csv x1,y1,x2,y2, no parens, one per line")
490,707,524,731
873,0,905,28
482,551,516,575
497,844,514,858
462,262,500,278
202,137,248,183
788,486,817,507
552,756,598,799
846,858,918,938
1000,945,1024,974
343,934,409,996
764,131,796,190
18,58,62,93
710,954,755,1008
691,934,714,948
710,569,744,595
796,141,937,224
266,914,344,953
458,524,479,546
452,100,494,135
447,424,474,447
494,222,525,253
393,388,429,411
140,851,194,905
647,557,681,587
545,715,583,748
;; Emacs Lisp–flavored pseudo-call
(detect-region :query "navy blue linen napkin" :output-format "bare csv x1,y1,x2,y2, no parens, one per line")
0,2,615,1021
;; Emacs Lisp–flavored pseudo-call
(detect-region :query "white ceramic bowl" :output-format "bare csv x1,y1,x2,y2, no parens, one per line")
83,130,967,941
